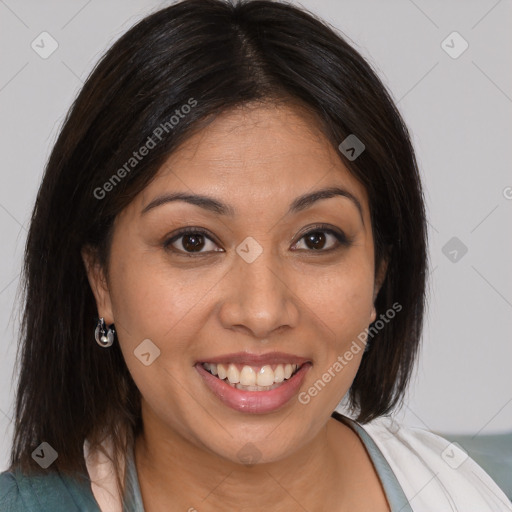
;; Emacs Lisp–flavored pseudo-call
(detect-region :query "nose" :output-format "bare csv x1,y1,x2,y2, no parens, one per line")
218,246,299,340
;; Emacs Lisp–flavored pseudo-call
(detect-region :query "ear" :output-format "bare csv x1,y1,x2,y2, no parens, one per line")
370,255,389,324
81,245,114,324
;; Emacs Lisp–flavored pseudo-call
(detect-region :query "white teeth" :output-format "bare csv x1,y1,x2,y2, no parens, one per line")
204,362,218,376
226,364,240,384
274,364,285,383
235,382,282,391
203,362,302,387
217,363,227,380
257,365,274,387
239,365,257,386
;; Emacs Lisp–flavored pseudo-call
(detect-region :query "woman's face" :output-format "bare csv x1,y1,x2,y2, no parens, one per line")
85,103,382,464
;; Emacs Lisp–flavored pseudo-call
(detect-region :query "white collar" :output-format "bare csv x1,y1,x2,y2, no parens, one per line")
83,436,125,512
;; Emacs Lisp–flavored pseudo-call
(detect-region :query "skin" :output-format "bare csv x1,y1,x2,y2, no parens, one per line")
83,102,389,511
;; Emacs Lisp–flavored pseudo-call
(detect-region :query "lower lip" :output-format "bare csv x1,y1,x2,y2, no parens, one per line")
196,363,311,414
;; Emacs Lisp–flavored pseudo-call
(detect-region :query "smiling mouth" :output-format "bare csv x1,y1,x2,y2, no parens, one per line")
201,362,302,391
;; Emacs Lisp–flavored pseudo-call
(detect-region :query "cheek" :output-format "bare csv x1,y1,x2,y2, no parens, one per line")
108,248,197,338
301,261,374,330
107,247,224,391
295,258,374,397
107,254,201,412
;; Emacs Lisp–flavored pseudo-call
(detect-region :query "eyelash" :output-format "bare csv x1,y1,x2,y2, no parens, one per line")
163,224,351,257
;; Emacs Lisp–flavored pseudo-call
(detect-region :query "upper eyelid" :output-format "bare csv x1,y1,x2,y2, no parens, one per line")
165,225,348,251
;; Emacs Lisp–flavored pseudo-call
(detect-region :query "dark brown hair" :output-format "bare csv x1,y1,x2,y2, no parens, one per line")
9,0,427,497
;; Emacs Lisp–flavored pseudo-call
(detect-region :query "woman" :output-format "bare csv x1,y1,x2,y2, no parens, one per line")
1,0,510,510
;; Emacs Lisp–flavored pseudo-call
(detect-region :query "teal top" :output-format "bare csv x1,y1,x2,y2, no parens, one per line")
0,412,411,511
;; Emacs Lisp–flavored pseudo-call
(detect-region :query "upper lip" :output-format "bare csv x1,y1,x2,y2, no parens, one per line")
197,351,310,366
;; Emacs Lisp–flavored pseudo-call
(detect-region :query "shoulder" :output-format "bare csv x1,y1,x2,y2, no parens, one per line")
0,471,27,511
0,467,100,512
359,417,512,512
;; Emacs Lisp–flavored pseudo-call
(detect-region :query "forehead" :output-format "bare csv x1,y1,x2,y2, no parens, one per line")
137,103,369,217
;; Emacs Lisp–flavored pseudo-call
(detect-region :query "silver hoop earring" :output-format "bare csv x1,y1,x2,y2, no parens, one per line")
95,317,115,347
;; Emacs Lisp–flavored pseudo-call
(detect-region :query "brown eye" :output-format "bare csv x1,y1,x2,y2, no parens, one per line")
164,228,222,255
164,225,350,256
181,233,206,252
292,226,350,252
304,231,327,250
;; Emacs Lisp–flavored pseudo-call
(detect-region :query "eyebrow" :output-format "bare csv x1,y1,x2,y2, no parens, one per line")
141,186,364,223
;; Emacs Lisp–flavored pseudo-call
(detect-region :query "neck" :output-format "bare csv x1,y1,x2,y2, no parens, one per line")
134,405,351,512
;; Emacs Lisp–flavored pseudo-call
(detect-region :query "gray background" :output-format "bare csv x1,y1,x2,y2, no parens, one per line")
0,0,511,472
